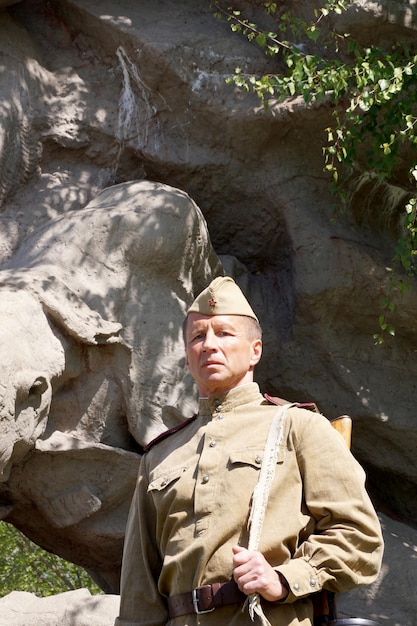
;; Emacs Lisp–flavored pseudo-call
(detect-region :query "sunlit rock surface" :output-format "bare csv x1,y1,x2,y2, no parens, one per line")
1,0,417,623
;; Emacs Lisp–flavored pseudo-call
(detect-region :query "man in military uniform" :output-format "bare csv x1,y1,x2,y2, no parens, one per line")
115,276,383,626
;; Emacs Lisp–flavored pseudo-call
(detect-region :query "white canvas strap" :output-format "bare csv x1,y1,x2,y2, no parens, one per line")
245,403,293,626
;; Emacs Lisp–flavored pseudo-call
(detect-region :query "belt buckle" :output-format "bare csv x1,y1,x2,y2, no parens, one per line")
192,586,215,614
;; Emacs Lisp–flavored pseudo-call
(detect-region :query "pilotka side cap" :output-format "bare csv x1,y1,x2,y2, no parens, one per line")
187,276,259,323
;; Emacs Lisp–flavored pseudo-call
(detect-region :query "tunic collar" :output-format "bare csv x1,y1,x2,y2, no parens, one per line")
198,382,262,417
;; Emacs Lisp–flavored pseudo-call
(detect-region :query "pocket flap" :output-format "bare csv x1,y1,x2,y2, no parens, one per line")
148,465,188,492
229,449,264,468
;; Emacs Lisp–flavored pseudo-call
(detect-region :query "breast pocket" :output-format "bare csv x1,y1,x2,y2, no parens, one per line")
229,448,264,470
230,442,285,469
148,465,188,493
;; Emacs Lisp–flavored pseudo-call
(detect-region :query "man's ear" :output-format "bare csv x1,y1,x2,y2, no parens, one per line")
250,339,262,367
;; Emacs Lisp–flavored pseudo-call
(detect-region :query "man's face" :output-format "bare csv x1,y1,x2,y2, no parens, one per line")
185,313,262,397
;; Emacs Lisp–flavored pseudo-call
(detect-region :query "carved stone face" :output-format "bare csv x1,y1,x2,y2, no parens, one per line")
0,290,65,481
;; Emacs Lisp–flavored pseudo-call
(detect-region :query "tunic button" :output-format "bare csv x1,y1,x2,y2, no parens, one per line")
161,479,167,487
202,475,209,484
215,405,223,412
217,414,224,420
209,440,217,447
310,579,317,588
255,456,262,464
294,583,300,591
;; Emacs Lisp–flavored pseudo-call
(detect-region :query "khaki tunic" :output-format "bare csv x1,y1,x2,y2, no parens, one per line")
116,384,383,626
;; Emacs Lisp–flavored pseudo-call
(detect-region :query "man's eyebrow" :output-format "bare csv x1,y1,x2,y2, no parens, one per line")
188,325,205,334
212,322,238,331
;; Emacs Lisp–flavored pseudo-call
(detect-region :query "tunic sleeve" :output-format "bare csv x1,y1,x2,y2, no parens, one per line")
276,409,384,602
115,455,169,626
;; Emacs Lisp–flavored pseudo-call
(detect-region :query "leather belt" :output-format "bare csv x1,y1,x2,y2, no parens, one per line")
168,580,246,618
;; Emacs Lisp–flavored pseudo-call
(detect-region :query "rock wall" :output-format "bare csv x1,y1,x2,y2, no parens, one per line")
1,0,417,623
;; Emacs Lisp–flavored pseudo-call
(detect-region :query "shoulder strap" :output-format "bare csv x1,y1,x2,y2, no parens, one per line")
265,393,319,413
266,394,352,449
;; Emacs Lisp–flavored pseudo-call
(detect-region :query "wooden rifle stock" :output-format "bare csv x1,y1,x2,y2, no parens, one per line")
330,415,352,450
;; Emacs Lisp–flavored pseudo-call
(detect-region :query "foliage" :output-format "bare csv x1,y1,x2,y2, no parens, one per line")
211,0,417,340
0,521,101,598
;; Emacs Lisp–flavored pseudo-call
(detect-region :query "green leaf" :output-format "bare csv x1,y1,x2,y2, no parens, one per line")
307,25,321,42
256,33,267,47
378,78,389,91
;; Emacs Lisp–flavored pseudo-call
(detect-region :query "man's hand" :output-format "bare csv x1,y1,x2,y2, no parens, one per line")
232,546,289,602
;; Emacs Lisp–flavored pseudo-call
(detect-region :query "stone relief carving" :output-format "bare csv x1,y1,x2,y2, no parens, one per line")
0,180,222,592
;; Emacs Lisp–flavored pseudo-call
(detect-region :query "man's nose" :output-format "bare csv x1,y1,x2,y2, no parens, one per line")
202,330,217,351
